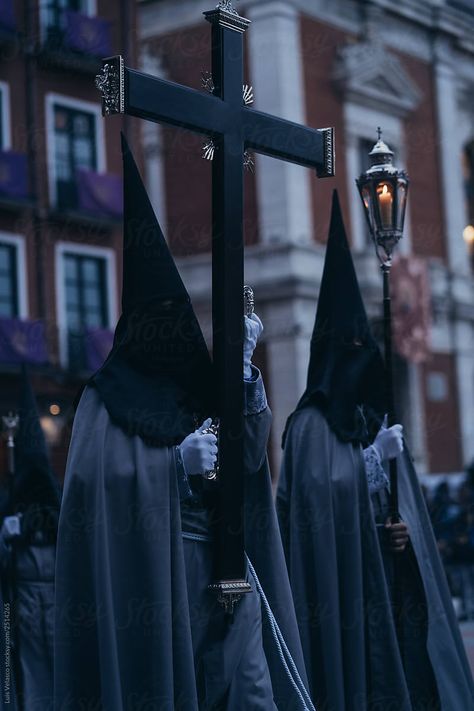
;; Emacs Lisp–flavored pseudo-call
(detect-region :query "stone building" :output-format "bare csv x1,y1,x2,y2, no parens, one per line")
139,0,474,476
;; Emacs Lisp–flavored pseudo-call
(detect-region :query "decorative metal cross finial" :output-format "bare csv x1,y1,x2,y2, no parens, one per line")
95,57,125,116
243,285,255,316
243,150,254,173
217,0,239,15
242,84,253,106
377,126,382,141
202,138,216,160
201,70,216,94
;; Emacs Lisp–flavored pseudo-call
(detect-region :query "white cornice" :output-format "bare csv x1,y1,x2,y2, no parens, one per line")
139,0,474,64
333,40,423,118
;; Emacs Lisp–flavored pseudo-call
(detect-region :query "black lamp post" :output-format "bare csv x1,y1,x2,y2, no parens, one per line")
356,128,410,523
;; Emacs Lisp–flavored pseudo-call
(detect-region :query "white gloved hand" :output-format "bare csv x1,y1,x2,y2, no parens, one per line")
178,418,218,477
1,515,21,541
372,415,404,462
244,313,263,380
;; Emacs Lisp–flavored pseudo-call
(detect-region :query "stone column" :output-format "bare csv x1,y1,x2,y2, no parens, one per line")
246,1,314,245
140,47,168,233
433,44,469,275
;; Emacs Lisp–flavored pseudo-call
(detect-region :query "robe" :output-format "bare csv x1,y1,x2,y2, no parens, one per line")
3,540,55,711
372,450,474,711
54,378,310,710
0,530,18,711
277,406,413,711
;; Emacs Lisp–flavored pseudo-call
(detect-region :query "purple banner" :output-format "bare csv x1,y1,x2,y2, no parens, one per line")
63,10,111,57
0,0,16,32
85,327,114,372
76,169,123,219
0,151,28,201
0,318,48,366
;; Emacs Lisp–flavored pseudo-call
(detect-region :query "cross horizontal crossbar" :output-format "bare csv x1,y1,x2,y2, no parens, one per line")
110,61,333,176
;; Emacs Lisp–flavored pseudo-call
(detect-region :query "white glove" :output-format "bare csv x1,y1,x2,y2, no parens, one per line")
1,515,21,541
178,418,218,477
244,313,263,380
372,415,404,462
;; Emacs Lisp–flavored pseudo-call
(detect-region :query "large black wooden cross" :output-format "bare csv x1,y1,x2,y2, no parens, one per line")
95,0,334,612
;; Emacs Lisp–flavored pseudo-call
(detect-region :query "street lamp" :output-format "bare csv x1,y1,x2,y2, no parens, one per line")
356,128,409,262
356,128,410,524
357,127,410,656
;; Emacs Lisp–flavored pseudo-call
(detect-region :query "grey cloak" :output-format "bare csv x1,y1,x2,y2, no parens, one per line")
0,531,18,711
10,542,55,711
372,449,474,711
277,406,413,711
54,384,310,711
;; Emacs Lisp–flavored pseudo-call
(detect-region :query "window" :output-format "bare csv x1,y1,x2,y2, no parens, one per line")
0,242,18,317
45,0,91,38
0,82,11,151
63,252,108,369
53,104,97,210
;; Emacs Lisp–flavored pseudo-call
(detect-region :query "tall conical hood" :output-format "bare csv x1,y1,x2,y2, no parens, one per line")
91,135,214,445
284,190,386,445
120,132,188,312
11,367,61,539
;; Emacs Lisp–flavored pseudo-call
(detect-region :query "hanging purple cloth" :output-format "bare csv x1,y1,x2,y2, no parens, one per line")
0,151,28,201
0,0,16,32
76,169,123,219
63,11,111,57
0,318,48,365
84,327,114,372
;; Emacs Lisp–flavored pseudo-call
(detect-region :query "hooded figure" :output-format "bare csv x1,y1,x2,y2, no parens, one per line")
0,368,60,711
278,191,413,711
278,191,474,711
54,135,311,711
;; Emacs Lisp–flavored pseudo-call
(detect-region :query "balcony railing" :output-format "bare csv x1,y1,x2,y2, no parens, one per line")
76,169,122,219
39,3,112,73
54,168,122,223
0,151,29,208
0,317,49,367
68,326,114,374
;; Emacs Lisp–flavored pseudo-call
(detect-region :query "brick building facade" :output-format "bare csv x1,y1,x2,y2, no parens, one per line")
0,0,138,477
0,0,473,481
139,0,474,476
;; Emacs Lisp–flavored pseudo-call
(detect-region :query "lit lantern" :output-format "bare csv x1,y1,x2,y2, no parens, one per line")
356,128,409,261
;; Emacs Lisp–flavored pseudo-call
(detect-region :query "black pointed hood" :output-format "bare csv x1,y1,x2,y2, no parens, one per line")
284,190,386,445
91,135,214,445
11,367,61,539
119,132,188,313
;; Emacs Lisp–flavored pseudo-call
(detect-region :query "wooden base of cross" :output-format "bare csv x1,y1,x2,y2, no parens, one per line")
208,580,252,616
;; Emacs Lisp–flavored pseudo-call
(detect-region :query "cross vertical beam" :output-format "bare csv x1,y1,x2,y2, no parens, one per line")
208,13,247,584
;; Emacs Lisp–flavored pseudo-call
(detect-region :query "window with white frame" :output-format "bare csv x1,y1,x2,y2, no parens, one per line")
0,82,11,151
0,243,18,317
53,104,97,209
47,95,103,211
56,243,116,370
43,0,95,37
0,235,27,319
